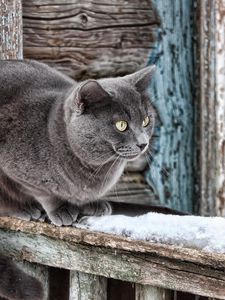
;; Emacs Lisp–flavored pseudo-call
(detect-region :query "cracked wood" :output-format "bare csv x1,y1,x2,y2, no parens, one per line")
0,217,225,298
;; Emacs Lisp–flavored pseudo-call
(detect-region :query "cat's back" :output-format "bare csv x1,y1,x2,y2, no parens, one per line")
0,60,75,106
0,60,75,160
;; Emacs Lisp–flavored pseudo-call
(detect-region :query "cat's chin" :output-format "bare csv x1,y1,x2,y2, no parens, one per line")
116,153,140,161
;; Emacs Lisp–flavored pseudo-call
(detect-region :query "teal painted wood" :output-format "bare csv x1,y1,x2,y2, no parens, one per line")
146,0,195,212
0,0,23,59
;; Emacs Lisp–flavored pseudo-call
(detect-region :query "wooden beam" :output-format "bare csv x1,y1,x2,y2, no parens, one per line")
69,271,107,300
135,285,172,300
0,0,23,59
146,0,195,212
0,218,225,298
196,0,225,216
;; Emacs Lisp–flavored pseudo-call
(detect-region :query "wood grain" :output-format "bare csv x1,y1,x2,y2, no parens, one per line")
135,285,172,300
146,0,195,212
69,271,107,300
22,0,160,80
196,0,225,216
0,217,225,298
0,0,23,59
103,173,158,206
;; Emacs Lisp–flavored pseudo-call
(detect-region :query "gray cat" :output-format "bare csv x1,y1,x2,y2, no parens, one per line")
0,60,156,226
0,60,155,300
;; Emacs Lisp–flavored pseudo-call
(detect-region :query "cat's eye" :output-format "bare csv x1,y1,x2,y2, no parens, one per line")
115,120,128,132
142,116,150,127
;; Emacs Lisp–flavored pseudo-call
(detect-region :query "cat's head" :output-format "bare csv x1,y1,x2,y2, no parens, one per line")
65,66,156,165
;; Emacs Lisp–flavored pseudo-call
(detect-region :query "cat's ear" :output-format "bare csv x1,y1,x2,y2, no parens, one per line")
73,80,110,115
124,65,156,93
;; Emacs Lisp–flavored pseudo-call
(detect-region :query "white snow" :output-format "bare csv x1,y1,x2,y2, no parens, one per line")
76,213,225,253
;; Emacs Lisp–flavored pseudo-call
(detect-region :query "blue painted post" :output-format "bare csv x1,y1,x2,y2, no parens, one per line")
0,0,23,59
146,0,195,212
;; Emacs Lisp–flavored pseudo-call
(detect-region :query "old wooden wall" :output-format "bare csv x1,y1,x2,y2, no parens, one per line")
22,0,160,80
146,0,195,212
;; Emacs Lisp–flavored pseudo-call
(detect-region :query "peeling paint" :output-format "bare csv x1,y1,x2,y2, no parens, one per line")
146,0,194,212
0,0,23,59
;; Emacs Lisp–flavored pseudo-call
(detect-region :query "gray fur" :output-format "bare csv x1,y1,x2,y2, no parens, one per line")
0,60,155,226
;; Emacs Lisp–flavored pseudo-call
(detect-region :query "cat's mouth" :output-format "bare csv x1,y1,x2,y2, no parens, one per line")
113,146,140,160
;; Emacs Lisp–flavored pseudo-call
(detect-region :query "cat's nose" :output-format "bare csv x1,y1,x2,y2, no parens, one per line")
136,143,147,151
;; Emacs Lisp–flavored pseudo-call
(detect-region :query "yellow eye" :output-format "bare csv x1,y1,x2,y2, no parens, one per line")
115,120,128,132
142,116,150,127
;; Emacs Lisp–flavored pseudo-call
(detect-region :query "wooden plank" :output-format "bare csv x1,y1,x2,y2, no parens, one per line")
22,0,160,80
69,271,107,300
135,284,172,300
0,217,224,268
0,0,23,59
146,0,195,212
0,218,225,298
195,0,225,216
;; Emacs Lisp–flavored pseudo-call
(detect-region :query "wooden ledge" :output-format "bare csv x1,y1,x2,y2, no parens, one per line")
0,217,225,298
0,217,224,267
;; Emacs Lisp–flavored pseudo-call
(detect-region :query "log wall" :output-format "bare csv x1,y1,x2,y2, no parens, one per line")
22,0,160,80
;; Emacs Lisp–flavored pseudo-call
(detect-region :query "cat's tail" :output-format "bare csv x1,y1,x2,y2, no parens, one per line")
0,255,44,300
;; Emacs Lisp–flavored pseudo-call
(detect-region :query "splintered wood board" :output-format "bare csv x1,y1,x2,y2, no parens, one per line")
0,217,225,298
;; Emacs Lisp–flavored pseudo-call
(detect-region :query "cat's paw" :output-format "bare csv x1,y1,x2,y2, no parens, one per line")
80,201,112,217
48,203,79,226
77,202,112,226
7,205,44,222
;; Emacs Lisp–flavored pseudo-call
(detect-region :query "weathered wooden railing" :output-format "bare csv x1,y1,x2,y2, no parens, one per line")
0,217,224,299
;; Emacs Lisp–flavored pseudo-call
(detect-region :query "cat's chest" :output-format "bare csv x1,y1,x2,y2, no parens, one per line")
72,160,126,201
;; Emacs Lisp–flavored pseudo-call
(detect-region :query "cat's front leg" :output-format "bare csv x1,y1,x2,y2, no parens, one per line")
37,196,79,226
80,201,112,217
0,201,44,222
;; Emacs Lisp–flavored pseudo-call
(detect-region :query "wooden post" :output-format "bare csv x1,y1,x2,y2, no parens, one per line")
146,0,195,212
0,0,23,59
196,0,225,216
136,284,172,300
69,271,107,300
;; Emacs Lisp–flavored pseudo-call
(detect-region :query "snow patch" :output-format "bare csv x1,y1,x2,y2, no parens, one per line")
76,213,225,253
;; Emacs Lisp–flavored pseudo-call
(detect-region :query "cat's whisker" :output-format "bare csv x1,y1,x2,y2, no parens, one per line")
146,149,170,178
76,152,115,175
87,154,117,186
99,156,120,197
144,153,158,184
120,171,134,199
